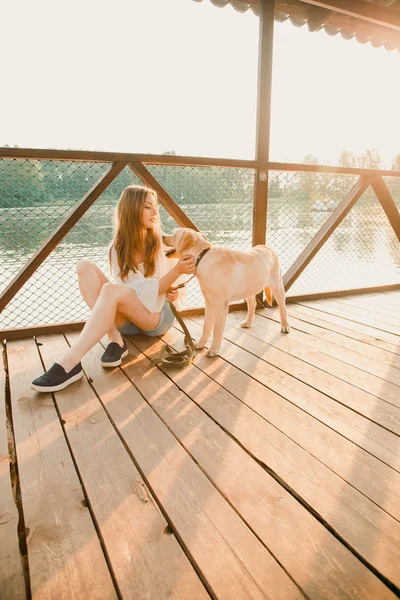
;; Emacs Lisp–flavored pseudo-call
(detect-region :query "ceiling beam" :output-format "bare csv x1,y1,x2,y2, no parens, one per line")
298,0,400,31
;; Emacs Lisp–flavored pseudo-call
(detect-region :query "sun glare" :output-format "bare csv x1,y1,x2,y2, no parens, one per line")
1,0,399,167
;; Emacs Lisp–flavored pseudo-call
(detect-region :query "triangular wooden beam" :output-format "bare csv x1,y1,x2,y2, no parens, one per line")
0,161,127,314
370,176,400,242
283,175,370,292
128,162,199,231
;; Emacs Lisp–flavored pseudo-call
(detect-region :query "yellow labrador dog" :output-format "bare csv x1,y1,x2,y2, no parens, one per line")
163,228,290,357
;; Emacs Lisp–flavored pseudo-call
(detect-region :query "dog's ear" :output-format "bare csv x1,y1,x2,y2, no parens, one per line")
179,230,197,254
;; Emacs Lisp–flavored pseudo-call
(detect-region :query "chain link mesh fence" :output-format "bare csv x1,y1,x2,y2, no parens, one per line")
266,170,358,275
1,157,399,331
266,170,400,295
0,160,254,329
0,159,109,287
147,165,255,307
1,162,141,328
383,176,400,211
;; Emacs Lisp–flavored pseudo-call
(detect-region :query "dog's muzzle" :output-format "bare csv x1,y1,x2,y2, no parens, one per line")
162,235,176,256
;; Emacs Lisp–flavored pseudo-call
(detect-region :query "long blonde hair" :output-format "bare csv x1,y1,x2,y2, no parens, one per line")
110,185,161,281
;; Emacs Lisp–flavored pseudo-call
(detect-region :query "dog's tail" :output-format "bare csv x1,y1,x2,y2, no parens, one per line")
264,287,273,306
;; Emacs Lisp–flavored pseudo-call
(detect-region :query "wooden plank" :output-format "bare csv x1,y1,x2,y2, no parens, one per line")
0,162,126,314
128,162,199,230
1,289,399,342
330,297,400,327
0,348,25,599
340,296,400,322
283,176,370,292
351,290,400,305
38,333,207,600
332,295,400,320
0,322,85,342
191,315,400,435
79,337,305,600
182,301,247,317
2,147,400,177
221,312,400,408
300,299,400,336
286,283,400,303
252,308,400,389
159,324,400,518
254,307,400,379
371,176,400,241
6,338,117,600
184,318,400,468
0,148,261,168
131,331,400,597
2,290,399,343
299,0,400,31
0,305,249,342
288,303,400,354
2,289,399,342
0,147,257,168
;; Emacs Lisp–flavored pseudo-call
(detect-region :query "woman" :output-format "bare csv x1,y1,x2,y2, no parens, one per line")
31,185,195,392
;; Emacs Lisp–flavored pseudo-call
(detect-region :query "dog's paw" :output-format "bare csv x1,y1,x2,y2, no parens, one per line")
207,347,220,357
281,325,290,334
195,339,207,349
240,320,252,328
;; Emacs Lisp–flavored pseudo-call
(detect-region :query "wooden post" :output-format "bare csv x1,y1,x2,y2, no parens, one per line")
253,0,275,306
253,0,275,251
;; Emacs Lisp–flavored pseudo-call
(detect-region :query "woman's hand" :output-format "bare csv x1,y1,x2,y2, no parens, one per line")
159,254,196,295
175,254,196,275
166,287,179,302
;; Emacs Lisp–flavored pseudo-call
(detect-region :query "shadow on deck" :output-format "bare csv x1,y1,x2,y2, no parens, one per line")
2,291,400,599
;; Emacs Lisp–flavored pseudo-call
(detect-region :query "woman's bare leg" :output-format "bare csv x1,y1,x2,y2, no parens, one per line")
77,258,124,346
59,283,160,372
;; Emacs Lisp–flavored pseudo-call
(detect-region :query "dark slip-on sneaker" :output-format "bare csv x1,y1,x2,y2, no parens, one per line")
31,362,83,392
100,342,128,367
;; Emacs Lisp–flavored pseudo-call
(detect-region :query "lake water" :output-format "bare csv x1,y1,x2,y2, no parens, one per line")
1,196,399,330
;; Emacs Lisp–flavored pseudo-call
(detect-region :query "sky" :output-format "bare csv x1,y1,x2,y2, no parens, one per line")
1,0,400,167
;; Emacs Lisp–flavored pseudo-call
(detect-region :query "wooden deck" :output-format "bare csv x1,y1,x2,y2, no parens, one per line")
2,291,400,599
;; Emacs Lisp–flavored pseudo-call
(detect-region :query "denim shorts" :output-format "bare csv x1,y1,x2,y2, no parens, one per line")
117,302,175,337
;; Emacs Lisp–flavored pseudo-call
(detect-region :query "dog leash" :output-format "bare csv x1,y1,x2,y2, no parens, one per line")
151,247,211,369
150,302,196,369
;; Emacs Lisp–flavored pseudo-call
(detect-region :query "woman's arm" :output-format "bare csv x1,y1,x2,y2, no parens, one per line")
109,246,123,283
158,255,195,294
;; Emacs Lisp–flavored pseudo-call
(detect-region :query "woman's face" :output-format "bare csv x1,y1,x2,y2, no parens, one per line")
141,193,158,229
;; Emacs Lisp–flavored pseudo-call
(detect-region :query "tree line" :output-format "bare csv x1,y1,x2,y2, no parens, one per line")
0,146,399,208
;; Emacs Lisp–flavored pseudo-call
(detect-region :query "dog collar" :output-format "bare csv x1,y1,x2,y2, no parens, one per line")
196,247,211,267
173,247,211,291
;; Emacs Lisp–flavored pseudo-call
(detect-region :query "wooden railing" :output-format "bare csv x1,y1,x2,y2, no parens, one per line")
1,147,400,339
